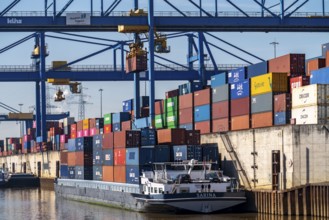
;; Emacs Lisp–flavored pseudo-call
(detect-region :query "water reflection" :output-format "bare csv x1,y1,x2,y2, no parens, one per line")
0,189,322,220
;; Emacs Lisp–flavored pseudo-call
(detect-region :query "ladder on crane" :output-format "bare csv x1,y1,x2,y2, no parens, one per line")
220,132,251,190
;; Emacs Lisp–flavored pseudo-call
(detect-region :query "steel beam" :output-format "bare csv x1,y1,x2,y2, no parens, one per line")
40,32,47,142
148,0,155,127
198,32,205,86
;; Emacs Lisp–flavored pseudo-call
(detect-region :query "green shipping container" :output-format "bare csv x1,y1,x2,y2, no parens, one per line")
166,111,178,129
165,96,179,113
155,114,166,129
103,113,112,125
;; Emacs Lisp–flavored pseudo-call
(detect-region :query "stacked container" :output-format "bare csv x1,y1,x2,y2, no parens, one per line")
268,54,305,76
247,61,268,78
103,113,112,133
112,112,131,132
230,69,250,131
210,72,228,133
75,137,93,180
292,84,329,124
251,72,288,128
60,151,69,179
307,58,326,76
93,134,103,180
274,94,291,125
194,88,212,134
165,95,179,129
310,67,329,84
102,132,114,182
179,92,194,130
155,100,166,129
290,76,310,92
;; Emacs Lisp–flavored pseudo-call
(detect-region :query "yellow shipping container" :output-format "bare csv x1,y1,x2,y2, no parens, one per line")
83,119,89,130
251,72,288,96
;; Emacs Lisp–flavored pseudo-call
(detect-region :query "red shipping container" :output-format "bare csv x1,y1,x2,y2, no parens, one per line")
194,121,211,134
179,93,193,109
121,121,131,131
77,130,83,138
60,134,69,143
60,151,68,164
166,89,179,98
212,101,229,119
179,108,193,124
274,93,291,112
231,115,250,131
230,97,250,117
114,148,126,165
268,53,305,76
60,143,66,151
290,76,310,92
185,130,200,145
326,51,329,67
126,54,147,73
70,124,77,133
114,131,140,148
307,58,325,76
67,152,76,166
155,100,164,115
114,165,126,183
89,128,99,136
76,120,83,131
70,132,76,139
102,166,114,182
194,88,211,106
157,128,186,145
75,151,93,166
252,112,273,128
212,118,230,132
102,132,114,149
104,124,112,134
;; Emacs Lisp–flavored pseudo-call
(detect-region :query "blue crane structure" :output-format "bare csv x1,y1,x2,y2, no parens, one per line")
0,0,328,143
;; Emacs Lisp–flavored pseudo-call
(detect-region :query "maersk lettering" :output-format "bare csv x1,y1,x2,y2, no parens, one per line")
196,193,216,198
7,18,22,24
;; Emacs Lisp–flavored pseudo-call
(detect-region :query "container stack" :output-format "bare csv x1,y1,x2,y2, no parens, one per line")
112,112,131,132
103,113,112,133
155,100,166,129
290,76,310,92
251,72,288,128
165,90,179,129
194,88,212,134
307,58,325,76
93,134,103,180
247,61,268,78
229,68,250,131
102,131,114,182
274,93,291,125
179,82,197,130
268,54,305,77
292,84,329,124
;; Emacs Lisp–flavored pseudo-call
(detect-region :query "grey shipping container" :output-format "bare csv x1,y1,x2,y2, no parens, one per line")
251,92,273,114
93,165,103,181
212,84,229,103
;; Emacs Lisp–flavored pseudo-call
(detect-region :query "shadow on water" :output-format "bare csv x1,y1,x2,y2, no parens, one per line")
0,189,326,220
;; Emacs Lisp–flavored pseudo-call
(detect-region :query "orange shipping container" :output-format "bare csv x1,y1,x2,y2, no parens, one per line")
121,121,131,131
76,120,83,131
104,124,112,134
307,58,325,76
83,119,89,130
326,51,329,67
114,148,126,165
251,112,273,128
60,151,68,164
67,152,76,166
194,121,211,134
194,88,211,107
179,93,193,109
157,128,186,145
231,115,250,131
102,165,114,182
212,118,229,132
114,165,126,183
89,118,96,128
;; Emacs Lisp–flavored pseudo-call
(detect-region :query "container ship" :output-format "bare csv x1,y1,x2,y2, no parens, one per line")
1,44,329,214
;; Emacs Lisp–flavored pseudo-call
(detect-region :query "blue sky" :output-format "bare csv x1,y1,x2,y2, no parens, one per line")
0,0,328,139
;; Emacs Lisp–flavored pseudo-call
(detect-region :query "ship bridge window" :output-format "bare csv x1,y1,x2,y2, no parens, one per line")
151,187,154,193
159,188,163,194
154,187,158,193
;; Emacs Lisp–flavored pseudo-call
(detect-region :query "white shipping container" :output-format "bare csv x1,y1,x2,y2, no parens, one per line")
292,84,329,108
292,105,329,125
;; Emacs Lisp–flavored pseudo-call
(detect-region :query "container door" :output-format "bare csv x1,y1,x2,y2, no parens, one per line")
272,150,280,190
37,161,41,177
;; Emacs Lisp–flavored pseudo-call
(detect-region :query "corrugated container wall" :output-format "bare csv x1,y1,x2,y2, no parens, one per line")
228,67,247,83
292,105,329,124
230,80,250,100
307,58,326,76
292,84,329,108
268,54,305,76
310,67,329,84
212,85,229,102
210,73,227,88
251,72,288,96
290,76,310,92
247,61,268,78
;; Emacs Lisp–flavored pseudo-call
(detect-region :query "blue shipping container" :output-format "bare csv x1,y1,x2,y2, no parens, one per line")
140,146,155,165
178,81,203,95
126,165,140,184
230,79,250,100
187,145,203,161
172,145,187,161
122,99,133,112
112,112,131,124
67,139,76,152
75,166,93,180
60,165,69,178
274,111,291,125
310,67,329,84
126,148,140,166
211,72,227,88
93,134,103,149
102,149,113,166
179,123,193,130
202,144,219,170
154,145,171,162
132,117,151,130
228,67,247,84
247,61,268,78
194,104,211,122
93,148,103,165
68,166,75,179
141,128,157,146
93,165,103,181
75,137,93,151
112,123,121,132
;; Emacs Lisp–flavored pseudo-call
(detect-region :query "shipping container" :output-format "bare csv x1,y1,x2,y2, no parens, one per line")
63,117,75,127
172,145,203,162
274,111,291,125
157,128,186,145
292,105,329,125
141,128,157,146
112,112,131,124
178,81,202,95
165,96,178,113
212,101,229,119
166,89,179,98
114,165,126,183
228,67,247,83
307,58,326,76
212,84,229,103
139,146,155,165
230,80,250,100
251,111,273,128
132,117,151,129
82,129,90,137
93,148,103,165
75,151,93,166
230,97,250,117
82,119,89,130
75,137,93,152
202,144,219,170
179,93,193,109
212,118,229,132
179,108,193,124
96,118,104,130
179,123,193,130
75,166,93,180
251,92,273,114
155,114,166,129
60,151,68,164
114,130,141,148
268,53,305,76
125,53,147,73
231,115,250,131
121,120,131,131
67,139,76,152
290,76,310,92
155,100,164,115
153,145,171,162
251,72,288,96
103,124,112,133
68,166,75,179
103,113,112,125
194,121,211,134
274,93,291,113
125,165,141,184
211,72,227,88
194,104,211,122
247,61,268,78
194,88,211,106
112,123,121,132
185,130,200,145
102,149,113,166
122,99,134,112
102,165,114,182
310,67,329,84
102,132,114,149
292,84,329,108
126,147,139,166
93,165,103,181
114,148,126,165
322,42,329,57
166,111,179,129
60,165,69,178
